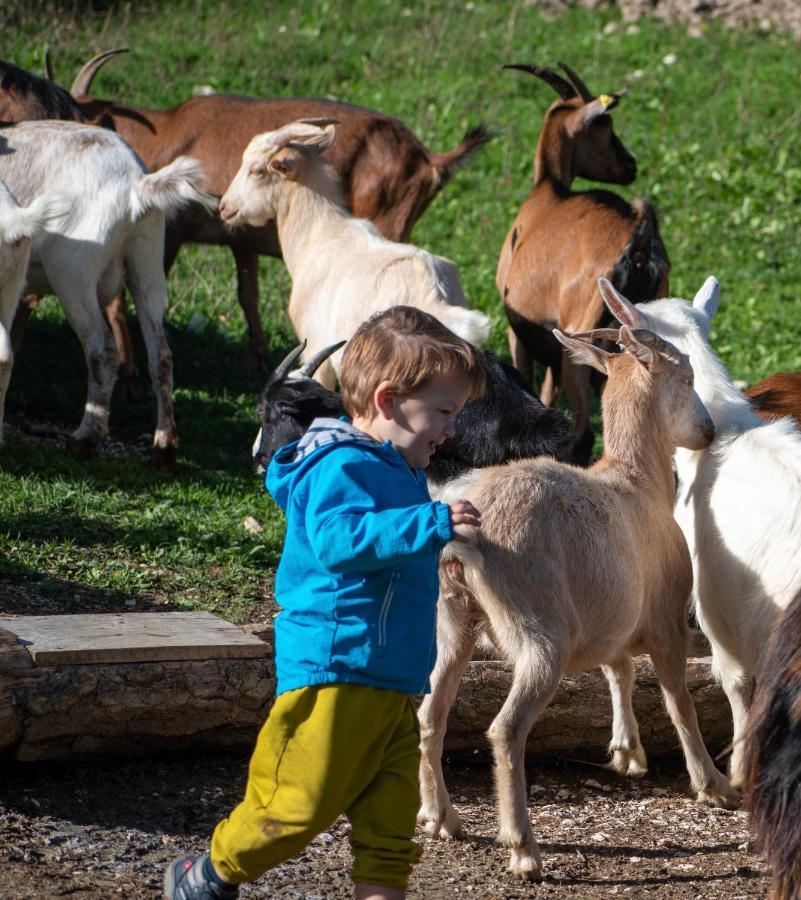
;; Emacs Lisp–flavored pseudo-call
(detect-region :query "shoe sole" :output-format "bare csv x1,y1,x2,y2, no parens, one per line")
163,859,179,899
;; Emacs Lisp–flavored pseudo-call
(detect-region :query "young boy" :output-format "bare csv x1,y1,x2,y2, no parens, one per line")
164,305,485,900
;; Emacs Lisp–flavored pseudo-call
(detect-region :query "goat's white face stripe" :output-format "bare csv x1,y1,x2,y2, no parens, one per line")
252,427,263,460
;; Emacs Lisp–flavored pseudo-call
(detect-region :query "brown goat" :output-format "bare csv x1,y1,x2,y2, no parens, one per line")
496,62,669,464
746,370,801,426
745,588,801,900
0,57,83,122
67,49,491,375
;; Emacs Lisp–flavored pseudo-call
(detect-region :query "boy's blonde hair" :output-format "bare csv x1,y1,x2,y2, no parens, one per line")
340,306,486,417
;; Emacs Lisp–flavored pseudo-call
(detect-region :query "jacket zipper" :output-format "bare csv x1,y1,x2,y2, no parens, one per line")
378,572,398,647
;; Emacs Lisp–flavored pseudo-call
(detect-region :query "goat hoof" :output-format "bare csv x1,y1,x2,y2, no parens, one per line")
66,435,99,459
606,747,648,778
507,845,542,881
418,806,463,839
150,445,179,473
697,777,741,810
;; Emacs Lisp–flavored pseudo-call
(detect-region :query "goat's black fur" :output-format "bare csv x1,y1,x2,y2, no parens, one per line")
253,349,573,484
0,59,83,124
745,591,801,900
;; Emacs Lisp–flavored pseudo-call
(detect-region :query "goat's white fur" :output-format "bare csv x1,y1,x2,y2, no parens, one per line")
0,179,70,443
603,275,801,788
417,315,738,878
220,121,490,387
0,121,215,453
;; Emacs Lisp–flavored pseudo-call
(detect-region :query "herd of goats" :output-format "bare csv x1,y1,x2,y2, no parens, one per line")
1,50,800,896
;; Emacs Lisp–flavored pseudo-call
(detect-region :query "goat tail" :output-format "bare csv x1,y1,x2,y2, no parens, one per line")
609,199,671,302
4,192,72,241
744,591,801,900
429,124,494,187
441,304,492,348
131,156,219,222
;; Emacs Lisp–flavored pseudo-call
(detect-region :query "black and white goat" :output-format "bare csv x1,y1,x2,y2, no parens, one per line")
252,342,572,486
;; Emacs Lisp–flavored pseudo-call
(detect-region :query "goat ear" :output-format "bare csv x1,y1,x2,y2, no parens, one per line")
598,277,647,328
270,150,300,180
692,276,720,320
618,326,662,373
553,329,612,376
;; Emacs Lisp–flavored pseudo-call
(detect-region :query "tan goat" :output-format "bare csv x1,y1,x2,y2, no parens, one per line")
417,286,737,879
497,62,670,463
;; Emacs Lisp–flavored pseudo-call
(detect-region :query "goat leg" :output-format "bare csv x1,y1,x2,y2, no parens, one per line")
647,638,740,808
233,246,268,372
417,594,476,840
713,647,754,790
487,649,561,880
10,293,38,353
601,657,648,778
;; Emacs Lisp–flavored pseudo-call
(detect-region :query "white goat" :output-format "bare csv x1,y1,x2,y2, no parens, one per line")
417,313,738,879
601,275,801,788
218,120,490,387
0,120,215,467
0,179,69,443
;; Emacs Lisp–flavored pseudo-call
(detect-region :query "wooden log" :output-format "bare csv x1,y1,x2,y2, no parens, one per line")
1,616,731,763
442,654,731,763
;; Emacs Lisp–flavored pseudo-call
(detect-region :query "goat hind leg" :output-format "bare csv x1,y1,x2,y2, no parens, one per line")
233,246,268,371
601,657,648,778
648,642,740,808
507,327,537,393
418,596,476,839
49,277,118,452
487,652,561,879
714,650,753,790
125,226,178,469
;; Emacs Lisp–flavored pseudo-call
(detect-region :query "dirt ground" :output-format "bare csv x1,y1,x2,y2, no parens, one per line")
0,752,767,900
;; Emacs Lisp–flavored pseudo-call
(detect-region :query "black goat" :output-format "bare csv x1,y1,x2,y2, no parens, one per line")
253,342,573,486
0,57,85,122
745,590,801,900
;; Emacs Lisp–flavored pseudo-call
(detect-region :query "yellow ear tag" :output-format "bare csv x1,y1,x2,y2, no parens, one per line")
599,93,615,109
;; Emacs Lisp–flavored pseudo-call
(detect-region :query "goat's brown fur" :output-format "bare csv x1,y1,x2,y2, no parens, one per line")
746,370,801,427
70,52,491,373
497,62,669,464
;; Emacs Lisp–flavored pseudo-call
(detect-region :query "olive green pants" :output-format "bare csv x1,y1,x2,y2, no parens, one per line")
211,683,422,890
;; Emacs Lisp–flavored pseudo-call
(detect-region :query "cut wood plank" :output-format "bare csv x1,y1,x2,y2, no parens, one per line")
0,612,271,665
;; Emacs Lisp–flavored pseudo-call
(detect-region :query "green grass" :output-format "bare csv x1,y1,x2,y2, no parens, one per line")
2,1,800,618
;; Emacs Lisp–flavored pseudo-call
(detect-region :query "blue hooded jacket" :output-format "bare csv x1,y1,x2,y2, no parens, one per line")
266,418,454,696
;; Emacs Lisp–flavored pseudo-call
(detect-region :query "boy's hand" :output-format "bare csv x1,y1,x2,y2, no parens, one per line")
448,499,481,546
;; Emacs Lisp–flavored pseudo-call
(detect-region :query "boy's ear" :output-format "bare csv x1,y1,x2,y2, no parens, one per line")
373,381,396,420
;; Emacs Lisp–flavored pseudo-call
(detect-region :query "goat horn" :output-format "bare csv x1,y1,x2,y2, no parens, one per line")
43,49,54,81
298,117,341,128
70,48,129,97
301,340,347,377
569,328,622,343
556,61,594,102
268,342,307,385
502,63,575,101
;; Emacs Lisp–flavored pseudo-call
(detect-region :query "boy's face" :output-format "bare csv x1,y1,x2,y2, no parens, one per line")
384,371,472,469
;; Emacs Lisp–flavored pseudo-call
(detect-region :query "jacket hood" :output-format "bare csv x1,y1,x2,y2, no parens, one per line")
267,417,385,509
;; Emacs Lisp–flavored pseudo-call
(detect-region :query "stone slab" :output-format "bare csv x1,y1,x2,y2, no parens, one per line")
0,612,271,665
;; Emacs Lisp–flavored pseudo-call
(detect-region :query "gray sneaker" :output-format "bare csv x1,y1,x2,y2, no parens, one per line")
163,853,239,899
